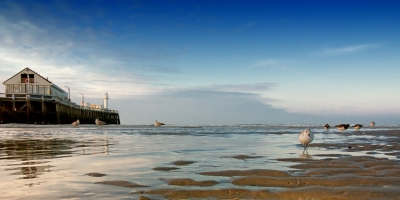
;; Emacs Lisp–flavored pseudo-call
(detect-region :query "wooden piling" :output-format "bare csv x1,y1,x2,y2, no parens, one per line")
0,93,120,125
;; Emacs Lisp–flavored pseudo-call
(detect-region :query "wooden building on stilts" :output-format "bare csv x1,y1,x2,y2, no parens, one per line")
0,68,120,125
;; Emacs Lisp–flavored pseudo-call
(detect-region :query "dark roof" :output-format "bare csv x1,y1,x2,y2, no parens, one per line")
2,67,52,84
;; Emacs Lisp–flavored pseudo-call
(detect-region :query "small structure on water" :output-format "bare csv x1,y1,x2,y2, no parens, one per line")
0,67,120,124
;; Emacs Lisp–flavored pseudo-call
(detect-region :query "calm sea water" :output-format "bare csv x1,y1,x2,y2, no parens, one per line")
0,124,399,199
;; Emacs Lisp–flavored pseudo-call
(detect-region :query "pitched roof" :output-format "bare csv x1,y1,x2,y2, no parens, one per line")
2,67,52,84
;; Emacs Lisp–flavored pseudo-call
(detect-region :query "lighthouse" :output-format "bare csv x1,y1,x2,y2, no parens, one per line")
103,92,109,109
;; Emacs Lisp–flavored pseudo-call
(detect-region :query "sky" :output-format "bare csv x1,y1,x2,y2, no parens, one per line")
0,0,399,125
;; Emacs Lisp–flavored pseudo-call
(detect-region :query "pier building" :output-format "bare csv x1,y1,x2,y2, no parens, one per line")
0,68,120,124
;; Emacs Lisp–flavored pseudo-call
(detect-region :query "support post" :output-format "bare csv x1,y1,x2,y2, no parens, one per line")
56,103,60,124
12,94,15,112
26,95,30,123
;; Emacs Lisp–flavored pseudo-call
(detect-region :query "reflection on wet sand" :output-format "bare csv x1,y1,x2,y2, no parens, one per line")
131,130,400,199
0,138,113,179
8,164,52,179
0,126,399,199
0,139,76,160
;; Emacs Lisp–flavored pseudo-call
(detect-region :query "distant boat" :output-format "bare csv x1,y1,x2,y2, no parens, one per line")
335,124,350,131
324,123,330,130
352,124,363,130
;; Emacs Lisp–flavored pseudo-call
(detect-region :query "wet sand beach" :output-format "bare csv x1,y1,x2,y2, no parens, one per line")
130,130,400,199
0,125,399,199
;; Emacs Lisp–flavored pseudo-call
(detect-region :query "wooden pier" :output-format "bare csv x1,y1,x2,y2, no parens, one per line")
0,93,120,125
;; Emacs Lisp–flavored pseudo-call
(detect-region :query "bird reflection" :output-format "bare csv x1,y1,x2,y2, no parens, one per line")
299,152,312,159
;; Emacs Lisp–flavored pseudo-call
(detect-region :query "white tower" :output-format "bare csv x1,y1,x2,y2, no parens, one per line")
103,92,109,109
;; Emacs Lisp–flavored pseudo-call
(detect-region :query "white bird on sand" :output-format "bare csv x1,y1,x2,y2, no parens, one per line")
352,124,363,130
335,124,350,131
95,119,106,126
298,129,314,152
154,120,165,127
72,119,80,127
370,121,375,128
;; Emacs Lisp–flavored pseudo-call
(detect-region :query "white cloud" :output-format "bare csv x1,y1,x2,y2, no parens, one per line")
253,59,280,67
323,44,380,55
0,13,173,99
203,83,275,92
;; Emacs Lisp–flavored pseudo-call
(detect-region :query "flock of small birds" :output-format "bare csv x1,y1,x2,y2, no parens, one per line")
72,118,376,154
72,119,164,127
71,118,106,127
72,119,165,127
299,121,376,153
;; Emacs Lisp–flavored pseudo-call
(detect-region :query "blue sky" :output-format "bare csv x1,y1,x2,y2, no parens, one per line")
1,0,399,125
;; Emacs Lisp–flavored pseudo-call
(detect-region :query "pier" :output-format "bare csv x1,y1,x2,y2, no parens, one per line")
1,67,120,125
0,93,120,124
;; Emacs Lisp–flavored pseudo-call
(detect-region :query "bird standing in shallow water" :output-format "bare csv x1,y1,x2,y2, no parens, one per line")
352,124,363,130
72,119,80,127
154,120,165,126
95,119,106,126
298,129,314,153
370,121,375,128
335,124,350,131
324,123,330,130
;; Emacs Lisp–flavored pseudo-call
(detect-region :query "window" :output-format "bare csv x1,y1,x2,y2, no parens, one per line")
21,74,28,83
13,84,20,93
38,86,45,94
20,74,34,83
29,74,35,83
21,85,26,93
28,85,34,93
44,86,49,95
6,85,11,93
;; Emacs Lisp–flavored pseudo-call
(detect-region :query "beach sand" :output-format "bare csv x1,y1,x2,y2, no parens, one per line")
1,126,399,199
124,130,400,199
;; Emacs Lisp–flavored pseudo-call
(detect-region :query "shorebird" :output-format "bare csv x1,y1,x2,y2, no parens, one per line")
370,121,375,128
95,119,106,126
335,124,350,131
154,120,165,127
72,119,80,127
352,124,363,130
324,123,330,130
298,129,314,153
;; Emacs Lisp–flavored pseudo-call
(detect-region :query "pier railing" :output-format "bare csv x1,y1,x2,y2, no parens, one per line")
0,93,118,113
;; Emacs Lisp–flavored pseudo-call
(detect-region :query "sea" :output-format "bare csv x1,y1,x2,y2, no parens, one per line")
0,124,399,199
